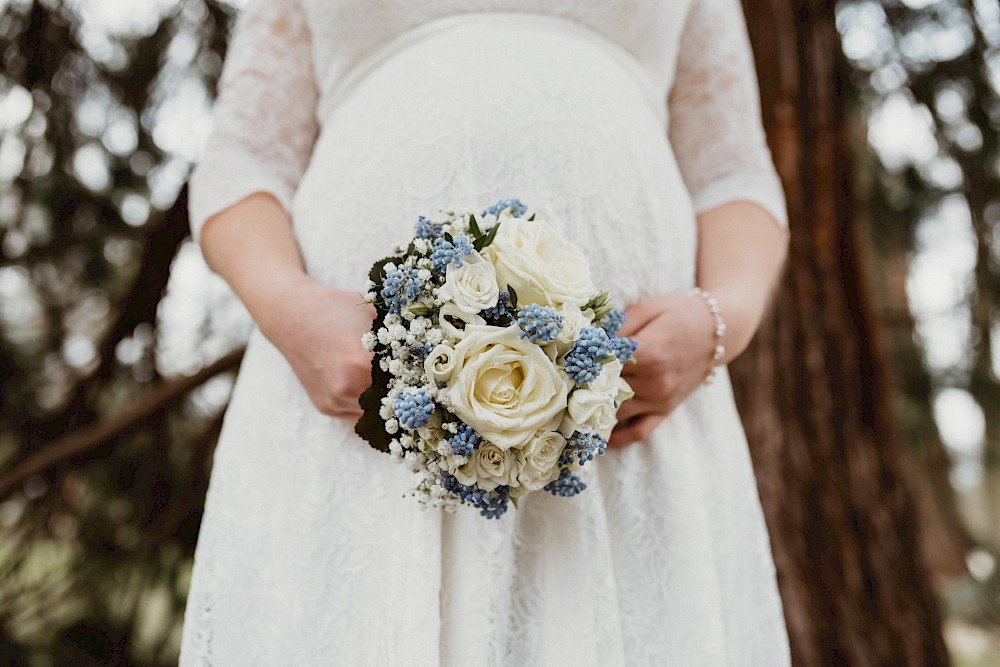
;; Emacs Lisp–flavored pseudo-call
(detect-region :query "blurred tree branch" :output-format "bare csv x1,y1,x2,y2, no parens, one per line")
0,347,243,501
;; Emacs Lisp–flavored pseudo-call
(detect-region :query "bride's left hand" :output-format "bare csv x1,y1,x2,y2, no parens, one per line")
608,293,718,448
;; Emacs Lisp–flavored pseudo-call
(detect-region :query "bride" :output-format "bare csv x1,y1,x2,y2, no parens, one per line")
179,0,791,664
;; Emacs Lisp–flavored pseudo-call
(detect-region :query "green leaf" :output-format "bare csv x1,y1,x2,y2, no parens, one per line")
444,231,454,244
507,284,519,309
408,303,432,316
469,214,482,237
583,291,609,313
527,213,535,221
356,254,406,453
368,255,397,291
473,221,501,252
355,353,393,453
592,303,615,320
511,495,520,510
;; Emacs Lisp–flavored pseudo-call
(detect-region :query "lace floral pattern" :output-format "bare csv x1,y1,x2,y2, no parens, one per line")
180,1,791,665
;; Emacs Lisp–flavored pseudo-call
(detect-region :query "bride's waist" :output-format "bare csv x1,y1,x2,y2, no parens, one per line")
317,12,666,128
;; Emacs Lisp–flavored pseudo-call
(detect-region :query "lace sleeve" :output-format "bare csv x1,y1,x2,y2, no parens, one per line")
667,0,788,228
188,0,319,243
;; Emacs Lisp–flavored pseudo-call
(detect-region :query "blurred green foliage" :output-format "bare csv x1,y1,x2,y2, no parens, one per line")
0,1,238,664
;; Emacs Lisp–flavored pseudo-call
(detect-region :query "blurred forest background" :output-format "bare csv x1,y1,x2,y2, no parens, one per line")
0,0,999,665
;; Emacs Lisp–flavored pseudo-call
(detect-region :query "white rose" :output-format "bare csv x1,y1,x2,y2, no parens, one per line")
515,431,566,491
438,302,485,341
454,442,518,491
424,344,458,383
593,359,635,405
554,302,594,355
447,324,569,450
560,360,633,439
482,217,595,308
437,252,500,315
563,386,618,439
615,375,635,406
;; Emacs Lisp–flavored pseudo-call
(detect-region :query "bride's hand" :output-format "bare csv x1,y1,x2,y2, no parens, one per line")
608,293,717,447
260,277,375,420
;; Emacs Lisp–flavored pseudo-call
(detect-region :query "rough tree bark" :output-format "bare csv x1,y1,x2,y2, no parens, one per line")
733,1,950,664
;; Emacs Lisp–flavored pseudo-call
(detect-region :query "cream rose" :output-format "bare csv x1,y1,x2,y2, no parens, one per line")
515,431,566,492
439,302,485,341
437,252,500,315
447,325,569,450
424,343,457,382
561,360,634,439
482,218,595,308
454,442,518,491
554,302,594,354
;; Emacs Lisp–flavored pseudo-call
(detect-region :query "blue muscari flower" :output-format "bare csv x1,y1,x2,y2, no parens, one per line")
430,235,474,273
415,215,443,240
560,431,609,467
563,326,614,386
409,342,433,361
380,266,422,315
611,336,638,363
482,198,528,218
449,423,481,457
481,290,514,324
393,389,434,429
440,472,510,519
517,304,563,344
598,309,627,336
544,468,587,497
564,354,603,386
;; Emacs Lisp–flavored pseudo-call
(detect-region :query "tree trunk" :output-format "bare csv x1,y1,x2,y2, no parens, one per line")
734,1,950,664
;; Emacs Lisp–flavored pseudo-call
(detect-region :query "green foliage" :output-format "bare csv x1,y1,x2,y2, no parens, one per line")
0,1,239,664
839,0,1000,642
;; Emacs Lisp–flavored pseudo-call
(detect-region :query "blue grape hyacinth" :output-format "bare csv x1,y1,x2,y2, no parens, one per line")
449,423,481,457
409,341,433,361
544,469,588,497
560,431,608,467
517,304,563,344
611,336,638,363
481,198,528,218
598,308,627,336
380,266,422,315
481,290,515,324
430,235,474,273
563,326,614,385
393,389,435,429
414,215,443,239
441,472,510,519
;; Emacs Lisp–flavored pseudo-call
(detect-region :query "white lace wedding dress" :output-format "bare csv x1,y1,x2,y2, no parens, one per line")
178,1,791,664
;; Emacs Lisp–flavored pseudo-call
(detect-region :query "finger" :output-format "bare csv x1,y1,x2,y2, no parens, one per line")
329,408,363,420
618,310,656,338
619,300,665,337
616,396,661,423
608,413,665,448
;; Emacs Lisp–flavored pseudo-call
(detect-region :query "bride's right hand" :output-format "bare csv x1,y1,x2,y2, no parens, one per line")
258,276,376,420
197,194,376,421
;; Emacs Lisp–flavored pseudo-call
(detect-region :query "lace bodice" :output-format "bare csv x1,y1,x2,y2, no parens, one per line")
189,0,787,242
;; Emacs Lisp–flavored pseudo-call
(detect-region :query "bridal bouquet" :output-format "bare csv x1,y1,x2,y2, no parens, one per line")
356,199,637,519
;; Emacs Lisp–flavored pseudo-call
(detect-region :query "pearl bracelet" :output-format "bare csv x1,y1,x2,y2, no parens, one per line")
688,287,726,385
